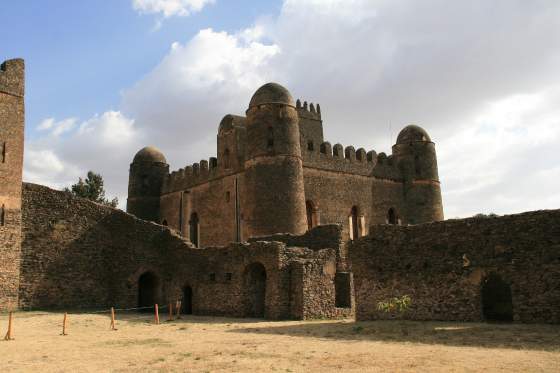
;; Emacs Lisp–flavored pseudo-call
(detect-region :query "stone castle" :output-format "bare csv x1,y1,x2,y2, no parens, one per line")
1,59,559,323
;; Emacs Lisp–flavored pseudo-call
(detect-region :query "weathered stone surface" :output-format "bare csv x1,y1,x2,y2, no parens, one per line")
350,210,560,323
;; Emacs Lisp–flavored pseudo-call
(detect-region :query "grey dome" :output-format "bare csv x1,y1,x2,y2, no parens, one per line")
133,146,167,164
248,82,295,109
396,125,432,144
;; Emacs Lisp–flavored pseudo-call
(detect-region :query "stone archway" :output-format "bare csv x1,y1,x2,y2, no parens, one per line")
245,262,267,318
481,273,513,322
138,271,160,310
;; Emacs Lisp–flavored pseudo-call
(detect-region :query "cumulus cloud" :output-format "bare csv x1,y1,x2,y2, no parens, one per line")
27,0,560,217
132,0,214,18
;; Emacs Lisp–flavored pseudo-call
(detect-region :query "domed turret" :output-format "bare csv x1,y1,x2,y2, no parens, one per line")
243,83,307,237
133,146,167,164
392,124,443,224
127,146,169,222
396,125,431,144
248,82,295,109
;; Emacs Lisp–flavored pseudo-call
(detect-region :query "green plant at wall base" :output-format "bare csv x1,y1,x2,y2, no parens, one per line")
377,295,412,313
64,171,118,207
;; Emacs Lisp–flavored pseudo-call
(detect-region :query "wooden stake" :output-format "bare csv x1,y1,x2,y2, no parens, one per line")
176,300,181,319
110,307,117,331
168,302,173,321
154,304,160,325
61,312,68,336
4,311,13,340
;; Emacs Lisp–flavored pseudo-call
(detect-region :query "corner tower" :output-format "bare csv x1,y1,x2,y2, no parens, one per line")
393,125,444,224
127,146,169,222
0,59,25,311
243,83,307,237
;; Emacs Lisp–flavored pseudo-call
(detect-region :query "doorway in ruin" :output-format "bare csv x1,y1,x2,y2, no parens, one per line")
350,205,359,239
245,262,267,318
182,285,193,315
481,273,513,322
306,200,318,231
387,208,398,224
138,271,160,311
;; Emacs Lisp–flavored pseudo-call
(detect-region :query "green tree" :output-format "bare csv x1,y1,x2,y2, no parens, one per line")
65,171,118,207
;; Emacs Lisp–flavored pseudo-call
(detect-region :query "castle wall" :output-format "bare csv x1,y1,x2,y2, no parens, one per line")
351,210,560,323
0,59,25,312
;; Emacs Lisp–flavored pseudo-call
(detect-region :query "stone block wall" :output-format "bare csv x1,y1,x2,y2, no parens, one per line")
351,210,560,323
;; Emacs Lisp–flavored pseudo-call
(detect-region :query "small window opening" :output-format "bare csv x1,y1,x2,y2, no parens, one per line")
223,149,231,169
209,273,216,282
189,212,199,247
1,142,5,163
0,204,5,226
387,208,398,225
225,273,232,281
161,219,168,226
225,191,230,202
307,140,314,151
350,206,359,240
267,126,274,149
414,155,421,176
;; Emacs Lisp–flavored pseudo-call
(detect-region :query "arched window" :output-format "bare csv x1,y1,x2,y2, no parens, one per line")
189,212,199,247
387,208,398,225
223,149,230,169
161,219,168,226
350,206,359,240
307,140,314,151
306,200,319,231
0,204,5,226
481,273,513,322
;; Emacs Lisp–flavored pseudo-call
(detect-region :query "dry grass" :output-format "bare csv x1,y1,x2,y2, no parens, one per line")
1,312,559,372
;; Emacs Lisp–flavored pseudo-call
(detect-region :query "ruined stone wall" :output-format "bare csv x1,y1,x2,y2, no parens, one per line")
351,210,560,323
0,59,25,312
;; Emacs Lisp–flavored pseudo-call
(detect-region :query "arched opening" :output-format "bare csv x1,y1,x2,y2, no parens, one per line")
138,271,160,310
161,219,168,226
182,285,193,315
387,208,398,225
350,206,359,240
245,262,267,318
481,273,513,322
0,204,5,226
223,148,230,169
307,140,314,151
189,212,199,247
306,200,318,231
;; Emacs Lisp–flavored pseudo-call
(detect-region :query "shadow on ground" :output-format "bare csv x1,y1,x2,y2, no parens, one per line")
228,319,560,351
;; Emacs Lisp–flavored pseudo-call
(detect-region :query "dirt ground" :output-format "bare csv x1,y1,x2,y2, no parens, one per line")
1,311,559,372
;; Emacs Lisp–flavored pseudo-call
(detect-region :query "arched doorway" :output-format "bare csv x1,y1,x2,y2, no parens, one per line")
245,262,267,318
189,212,199,247
481,273,513,322
138,271,160,310
182,285,193,315
387,208,398,225
306,200,318,231
350,206,359,240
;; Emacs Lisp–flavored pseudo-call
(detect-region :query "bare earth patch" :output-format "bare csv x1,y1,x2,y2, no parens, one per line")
1,312,559,372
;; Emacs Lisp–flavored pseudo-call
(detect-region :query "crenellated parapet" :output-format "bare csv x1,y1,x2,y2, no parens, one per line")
163,156,232,193
0,59,25,98
296,99,321,120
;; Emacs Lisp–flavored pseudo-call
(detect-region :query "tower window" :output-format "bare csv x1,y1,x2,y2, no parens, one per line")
267,126,274,149
0,204,5,226
349,206,359,240
223,149,231,169
307,141,314,151
1,142,5,163
415,155,421,176
387,208,398,225
225,191,230,202
189,212,200,247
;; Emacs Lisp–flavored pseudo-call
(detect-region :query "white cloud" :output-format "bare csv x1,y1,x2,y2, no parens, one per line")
37,117,78,137
27,0,560,217
132,0,214,18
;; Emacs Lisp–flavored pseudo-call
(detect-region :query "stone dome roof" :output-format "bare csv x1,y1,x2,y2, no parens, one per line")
133,146,167,164
248,82,295,109
396,125,432,144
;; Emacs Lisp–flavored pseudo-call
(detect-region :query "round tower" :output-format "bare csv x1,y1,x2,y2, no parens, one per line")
243,82,307,237
126,146,169,222
392,125,444,224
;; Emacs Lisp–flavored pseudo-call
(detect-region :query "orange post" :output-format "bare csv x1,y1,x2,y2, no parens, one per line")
61,312,68,336
154,304,160,325
4,311,13,340
168,302,173,322
110,307,117,331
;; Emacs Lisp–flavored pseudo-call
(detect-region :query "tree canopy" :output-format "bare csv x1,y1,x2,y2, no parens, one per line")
64,171,118,208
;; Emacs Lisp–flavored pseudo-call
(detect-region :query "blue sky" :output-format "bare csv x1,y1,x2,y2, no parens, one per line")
2,0,560,218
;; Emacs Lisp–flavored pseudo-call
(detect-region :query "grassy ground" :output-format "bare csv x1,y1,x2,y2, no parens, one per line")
1,312,559,372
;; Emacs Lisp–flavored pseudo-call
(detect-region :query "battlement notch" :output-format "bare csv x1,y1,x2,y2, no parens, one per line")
0,59,25,97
